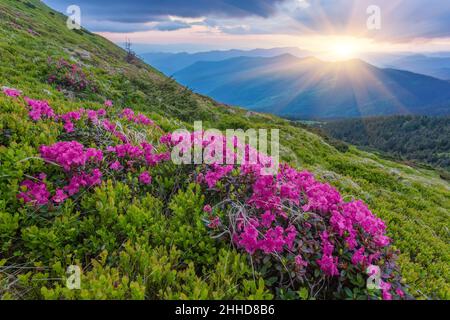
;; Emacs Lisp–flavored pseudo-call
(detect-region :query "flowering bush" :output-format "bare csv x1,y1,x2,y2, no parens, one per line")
8,89,409,300
158,131,408,299
46,58,97,93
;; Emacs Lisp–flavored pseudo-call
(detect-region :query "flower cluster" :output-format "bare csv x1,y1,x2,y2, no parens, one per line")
47,58,97,92
107,142,170,167
139,171,152,185
18,179,51,205
120,108,155,126
64,169,103,196
24,97,55,121
58,108,107,132
40,141,103,171
161,132,405,299
2,87,21,98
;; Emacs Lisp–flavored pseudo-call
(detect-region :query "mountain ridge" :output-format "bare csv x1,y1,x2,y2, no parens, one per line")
141,47,309,75
174,54,450,119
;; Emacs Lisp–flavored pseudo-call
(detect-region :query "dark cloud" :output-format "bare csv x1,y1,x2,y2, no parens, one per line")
44,0,288,23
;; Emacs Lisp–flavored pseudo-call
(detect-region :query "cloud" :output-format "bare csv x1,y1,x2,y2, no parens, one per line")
43,0,288,22
152,20,192,31
43,0,450,41
284,0,450,40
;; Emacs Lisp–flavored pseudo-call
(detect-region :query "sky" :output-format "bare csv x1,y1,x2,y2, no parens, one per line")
43,0,450,59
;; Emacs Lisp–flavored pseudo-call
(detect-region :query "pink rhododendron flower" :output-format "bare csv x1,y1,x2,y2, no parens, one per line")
104,100,113,107
380,281,393,300
208,216,221,228
261,210,275,228
40,141,103,171
204,164,233,188
235,220,260,254
317,254,339,277
63,170,103,196
317,231,339,276
110,161,123,171
24,97,55,121
2,87,21,98
63,120,74,133
396,288,405,298
120,108,155,126
64,175,86,196
102,119,116,133
351,247,366,266
18,180,50,206
160,133,173,146
203,204,212,213
139,171,152,185
97,108,107,117
52,189,68,204
86,168,103,186
295,255,308,269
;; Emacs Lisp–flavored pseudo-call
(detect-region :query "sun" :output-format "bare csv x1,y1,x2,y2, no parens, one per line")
316,37,367,61
330,41,359,61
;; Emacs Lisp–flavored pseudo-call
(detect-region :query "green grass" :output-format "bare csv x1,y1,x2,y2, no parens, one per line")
0,0,449,299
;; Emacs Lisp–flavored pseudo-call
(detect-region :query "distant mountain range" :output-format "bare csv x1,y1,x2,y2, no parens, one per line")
141,47,308,75
173,54,450,119
384,54,450,80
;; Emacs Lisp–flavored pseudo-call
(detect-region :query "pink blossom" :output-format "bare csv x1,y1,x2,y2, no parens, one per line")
317,254,339,277
203,204,212,213
380,281,393,300
139,171,152,185
63,120,74,133
104,100,113,107
24,97,55,121
261,210,275,228
97,108,107,117
52,189,68,204
295,255,308,269
351,247,366,266
109,161,123,171
102,119,116,133
40,141,103,171
2,87,21,98
396,288,405,298
160,133,173,146
204,164,233,188
17,180,50,206
208,216,221,229
64,175,86,196
87,169,102,186
120,108,155,126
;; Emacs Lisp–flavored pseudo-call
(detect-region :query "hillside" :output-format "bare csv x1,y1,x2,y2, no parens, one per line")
0,0,449,300
174,54,450,119
316,116,450,172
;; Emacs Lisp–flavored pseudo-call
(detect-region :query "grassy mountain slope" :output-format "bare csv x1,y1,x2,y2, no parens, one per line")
174,54,450,119
0,0,449,299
